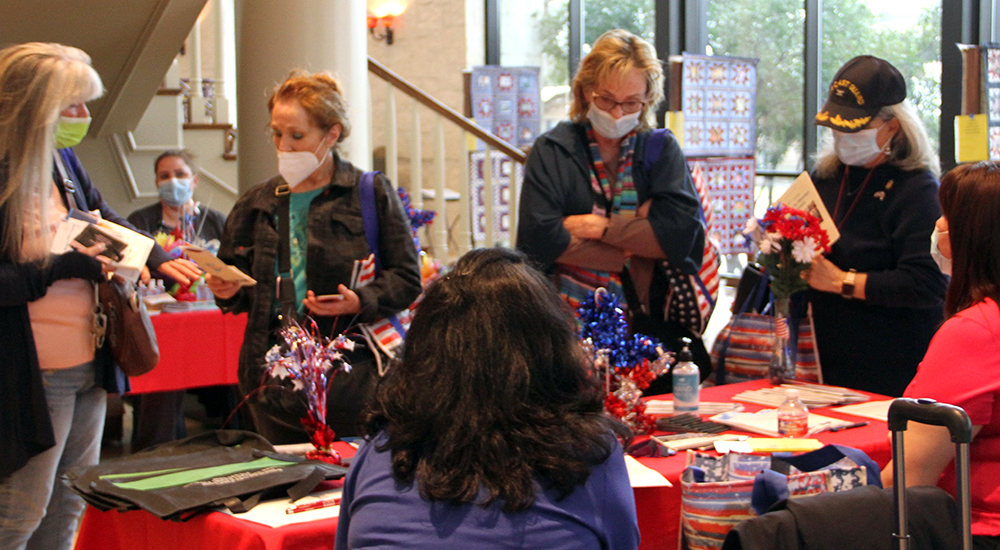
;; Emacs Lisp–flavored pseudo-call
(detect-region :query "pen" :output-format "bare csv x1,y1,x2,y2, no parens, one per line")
828,421,870,432
285,497,341,514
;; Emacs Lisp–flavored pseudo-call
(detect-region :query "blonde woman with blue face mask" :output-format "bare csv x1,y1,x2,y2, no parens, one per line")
206,70,421,444
803,55,948,397
516,29,707,387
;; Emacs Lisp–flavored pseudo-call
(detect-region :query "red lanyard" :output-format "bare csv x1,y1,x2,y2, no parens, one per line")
832,166,876,230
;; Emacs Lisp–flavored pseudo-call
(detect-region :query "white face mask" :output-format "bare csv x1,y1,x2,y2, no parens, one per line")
930,226,952,276
277,139,328,188
587,102,641,140
833,127,885,166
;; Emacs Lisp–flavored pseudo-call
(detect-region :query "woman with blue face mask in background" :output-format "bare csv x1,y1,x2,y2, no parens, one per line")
516,29,708,391
125,150,230,452
803,55,948,397
127,150,226,256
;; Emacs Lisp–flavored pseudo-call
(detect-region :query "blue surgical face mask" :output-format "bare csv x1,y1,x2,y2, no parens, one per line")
930,226,951,276
158,177,194,207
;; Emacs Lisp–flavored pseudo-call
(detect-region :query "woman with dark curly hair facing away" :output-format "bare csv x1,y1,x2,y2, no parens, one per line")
334,247,640,550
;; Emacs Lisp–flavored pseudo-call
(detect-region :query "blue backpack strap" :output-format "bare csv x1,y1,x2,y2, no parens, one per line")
358,171,381,272
643,128,669,176
358,171,406,338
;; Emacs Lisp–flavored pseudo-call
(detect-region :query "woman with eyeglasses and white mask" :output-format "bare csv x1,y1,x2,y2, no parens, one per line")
517,29,705,379
207,70,421,444
804,55,948,397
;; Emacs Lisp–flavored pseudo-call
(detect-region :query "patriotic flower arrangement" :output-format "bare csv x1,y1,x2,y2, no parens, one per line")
743,204,831,300
262,318,355,464
577,289,673,434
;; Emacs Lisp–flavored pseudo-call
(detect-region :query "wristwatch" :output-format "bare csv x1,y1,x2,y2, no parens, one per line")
841,269,857,299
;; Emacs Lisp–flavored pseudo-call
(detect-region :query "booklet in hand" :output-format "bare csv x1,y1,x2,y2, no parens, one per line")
182,245,256,286
74,224,128,262
50,211,154,283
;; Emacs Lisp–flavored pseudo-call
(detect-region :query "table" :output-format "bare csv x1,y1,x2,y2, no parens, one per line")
75,380,893,550
128,310,247,394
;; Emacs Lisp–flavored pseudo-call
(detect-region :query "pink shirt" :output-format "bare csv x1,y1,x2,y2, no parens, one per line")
905,298,1000,536
27,183,95,370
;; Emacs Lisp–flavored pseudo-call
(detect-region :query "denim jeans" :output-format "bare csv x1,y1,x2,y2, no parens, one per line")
0,361,106,550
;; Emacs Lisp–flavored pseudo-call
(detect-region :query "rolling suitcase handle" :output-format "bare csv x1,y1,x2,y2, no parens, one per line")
888,398,973,550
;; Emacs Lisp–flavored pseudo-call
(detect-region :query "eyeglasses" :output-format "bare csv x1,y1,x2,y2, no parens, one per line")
591,93,646,114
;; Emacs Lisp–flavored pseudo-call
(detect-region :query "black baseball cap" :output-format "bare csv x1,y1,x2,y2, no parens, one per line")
815,55,906,133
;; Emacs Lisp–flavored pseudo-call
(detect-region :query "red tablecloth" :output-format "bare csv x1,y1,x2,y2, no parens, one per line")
127,310,247,394
75,380,893,550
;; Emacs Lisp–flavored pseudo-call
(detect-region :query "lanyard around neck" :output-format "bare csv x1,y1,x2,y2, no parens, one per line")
832,166,876,230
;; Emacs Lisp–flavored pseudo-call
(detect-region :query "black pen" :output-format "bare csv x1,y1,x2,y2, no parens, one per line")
829,421,869,432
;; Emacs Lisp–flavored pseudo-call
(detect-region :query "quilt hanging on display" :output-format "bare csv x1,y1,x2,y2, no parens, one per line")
687,157,756,255
469,66,541,149
469,150,524,246
677,54,758,158
984,46,1000,160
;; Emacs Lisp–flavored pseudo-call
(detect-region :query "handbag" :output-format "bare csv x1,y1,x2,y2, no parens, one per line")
679,445,877,550
710,270,822,385
96,273,159,377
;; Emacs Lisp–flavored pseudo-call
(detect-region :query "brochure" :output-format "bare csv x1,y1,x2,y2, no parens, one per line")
50,212,154,283
774,172,841,246
182,245,256,286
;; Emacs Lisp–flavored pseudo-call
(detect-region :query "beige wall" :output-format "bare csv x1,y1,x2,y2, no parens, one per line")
368,0,483,256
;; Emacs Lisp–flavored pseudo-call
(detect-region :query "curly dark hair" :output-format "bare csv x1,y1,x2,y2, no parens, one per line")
363,247,630,512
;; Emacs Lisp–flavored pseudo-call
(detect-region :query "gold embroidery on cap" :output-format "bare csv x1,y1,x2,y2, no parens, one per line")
831,79,865,105
815,112,872,129
885,180,894,190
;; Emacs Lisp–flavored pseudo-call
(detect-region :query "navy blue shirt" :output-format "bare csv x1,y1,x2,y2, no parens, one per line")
335,431,640,550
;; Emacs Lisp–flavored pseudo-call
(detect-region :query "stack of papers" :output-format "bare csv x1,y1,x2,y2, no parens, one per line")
709,409,855,437
834,399,894,422
644,401,743,416
732,383,869,408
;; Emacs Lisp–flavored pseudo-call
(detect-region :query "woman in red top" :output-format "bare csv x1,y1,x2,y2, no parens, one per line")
881,161,1000,547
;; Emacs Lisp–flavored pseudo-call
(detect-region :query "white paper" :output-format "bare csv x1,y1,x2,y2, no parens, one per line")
709,409,853,437
182,245,256,286
834,399,894,422
625,455,672,487
222,488,342,528
774,172,841,245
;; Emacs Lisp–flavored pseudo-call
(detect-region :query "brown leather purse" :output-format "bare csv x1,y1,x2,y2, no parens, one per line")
96,274,159,377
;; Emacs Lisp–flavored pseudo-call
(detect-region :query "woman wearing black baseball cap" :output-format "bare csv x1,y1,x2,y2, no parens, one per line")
802,55,948,397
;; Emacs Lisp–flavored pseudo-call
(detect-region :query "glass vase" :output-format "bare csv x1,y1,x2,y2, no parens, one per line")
769,297,794,385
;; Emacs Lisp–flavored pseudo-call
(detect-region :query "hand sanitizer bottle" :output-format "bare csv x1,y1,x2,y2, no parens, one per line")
672,337,700,413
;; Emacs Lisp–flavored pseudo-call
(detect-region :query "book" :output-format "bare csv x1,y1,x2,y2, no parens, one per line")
182,245,256,286
774,172,841,246
50,213,154,284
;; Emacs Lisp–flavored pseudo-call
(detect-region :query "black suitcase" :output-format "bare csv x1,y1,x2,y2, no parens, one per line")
888,398,974,550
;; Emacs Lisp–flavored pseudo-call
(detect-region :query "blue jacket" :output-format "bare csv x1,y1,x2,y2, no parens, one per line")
516,121,704,276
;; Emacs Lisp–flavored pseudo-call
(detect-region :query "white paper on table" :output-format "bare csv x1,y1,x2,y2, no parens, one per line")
834,399,893,422
222,488,343,528
710,409,853,437
625,455,672,487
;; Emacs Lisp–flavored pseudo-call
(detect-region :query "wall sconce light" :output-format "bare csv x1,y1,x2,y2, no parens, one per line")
367,15,395,45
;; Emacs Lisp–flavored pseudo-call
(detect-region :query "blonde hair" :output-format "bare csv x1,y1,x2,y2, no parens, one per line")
569,29,664,132
0,42,103,261
268,70,350,148
814,100,940,179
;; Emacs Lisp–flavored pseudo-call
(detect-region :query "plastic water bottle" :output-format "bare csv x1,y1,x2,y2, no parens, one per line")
672,337,700,413
777,389,809,437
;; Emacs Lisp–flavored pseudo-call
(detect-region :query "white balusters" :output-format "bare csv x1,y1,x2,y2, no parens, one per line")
433,115,448,257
